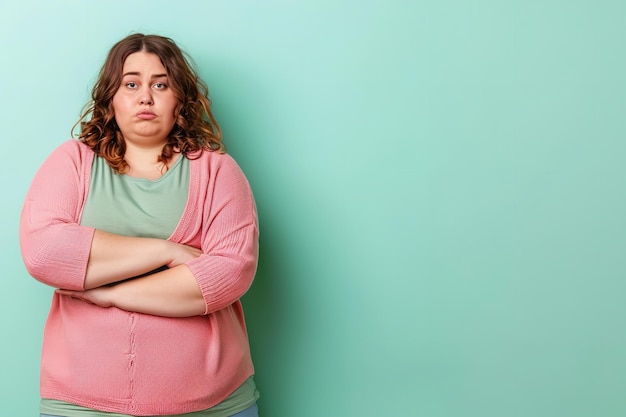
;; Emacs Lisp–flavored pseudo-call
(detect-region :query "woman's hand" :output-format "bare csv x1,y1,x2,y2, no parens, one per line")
166,242,203,268
82,231,203,289
55,287,114,308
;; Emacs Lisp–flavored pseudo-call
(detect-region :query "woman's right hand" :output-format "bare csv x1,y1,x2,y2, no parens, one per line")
166,242,203,268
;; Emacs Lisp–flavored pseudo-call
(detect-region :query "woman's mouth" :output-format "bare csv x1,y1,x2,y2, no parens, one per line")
136,110,157,120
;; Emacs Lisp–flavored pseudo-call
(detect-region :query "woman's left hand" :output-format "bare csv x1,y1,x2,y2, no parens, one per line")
55,287,114,308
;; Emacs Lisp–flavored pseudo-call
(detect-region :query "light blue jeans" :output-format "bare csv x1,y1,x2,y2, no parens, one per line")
41,402,259,417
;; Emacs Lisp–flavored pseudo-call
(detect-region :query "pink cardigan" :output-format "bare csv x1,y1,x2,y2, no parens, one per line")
19,140,259,415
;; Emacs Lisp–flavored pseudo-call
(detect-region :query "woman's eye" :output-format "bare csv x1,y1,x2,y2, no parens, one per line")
154,82,167,89
126,82,137,89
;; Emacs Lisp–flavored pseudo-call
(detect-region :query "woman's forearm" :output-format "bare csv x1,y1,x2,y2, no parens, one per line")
84,230,202,290
58,264,206,317
110,265,206,317
83,230,172,289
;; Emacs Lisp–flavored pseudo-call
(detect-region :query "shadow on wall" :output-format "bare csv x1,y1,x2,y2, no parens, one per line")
211,65,293,413
241,211,290,412
202,56,315,415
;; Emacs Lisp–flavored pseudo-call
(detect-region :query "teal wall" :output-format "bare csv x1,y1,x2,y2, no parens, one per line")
2,1,625,416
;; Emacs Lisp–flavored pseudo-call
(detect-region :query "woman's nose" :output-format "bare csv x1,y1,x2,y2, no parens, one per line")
140,89,153,105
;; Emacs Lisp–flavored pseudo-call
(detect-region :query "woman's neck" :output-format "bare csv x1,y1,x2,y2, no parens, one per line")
123,143,178,180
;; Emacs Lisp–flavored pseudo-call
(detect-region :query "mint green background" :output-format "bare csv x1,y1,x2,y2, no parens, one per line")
2,1,625,416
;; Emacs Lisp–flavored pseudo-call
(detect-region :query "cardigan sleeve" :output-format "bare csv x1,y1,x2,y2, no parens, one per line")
19,141,95,290
185,155,259,315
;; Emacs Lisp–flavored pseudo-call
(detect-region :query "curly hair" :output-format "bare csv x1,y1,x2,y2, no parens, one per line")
74,33,224,174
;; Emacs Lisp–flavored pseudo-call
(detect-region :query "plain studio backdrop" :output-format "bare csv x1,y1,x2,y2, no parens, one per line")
1,1,625,416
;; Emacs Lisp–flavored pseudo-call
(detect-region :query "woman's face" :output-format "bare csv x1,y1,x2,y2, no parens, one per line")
112,51,178,147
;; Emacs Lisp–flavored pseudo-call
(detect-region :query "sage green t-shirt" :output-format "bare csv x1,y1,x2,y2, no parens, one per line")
80,154,189,238
40,378,259,417
41,154,259,416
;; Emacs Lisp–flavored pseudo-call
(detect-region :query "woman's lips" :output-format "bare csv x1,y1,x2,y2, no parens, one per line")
136,110,156,120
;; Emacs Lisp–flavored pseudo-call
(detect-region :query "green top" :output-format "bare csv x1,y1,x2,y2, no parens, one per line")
79,154,189,239
42,154,259,416
40,377,258,417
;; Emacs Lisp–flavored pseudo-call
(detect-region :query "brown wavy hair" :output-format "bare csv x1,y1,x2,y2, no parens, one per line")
74,33,224,173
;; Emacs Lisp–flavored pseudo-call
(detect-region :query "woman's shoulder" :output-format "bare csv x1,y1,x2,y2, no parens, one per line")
189,149,243,172
52,139,95,158
188,149,252,191
39,140,96,175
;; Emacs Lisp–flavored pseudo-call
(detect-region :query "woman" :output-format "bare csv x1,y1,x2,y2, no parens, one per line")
19,34,260,417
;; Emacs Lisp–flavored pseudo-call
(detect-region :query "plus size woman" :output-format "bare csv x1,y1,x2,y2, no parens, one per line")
20,34,260,417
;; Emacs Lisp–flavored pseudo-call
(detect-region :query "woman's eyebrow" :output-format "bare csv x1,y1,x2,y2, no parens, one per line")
122,72,168,78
